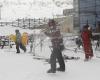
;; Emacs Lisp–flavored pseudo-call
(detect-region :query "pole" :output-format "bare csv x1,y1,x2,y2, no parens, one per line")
0,4,2,20
95,0,97,29
33,30,35,56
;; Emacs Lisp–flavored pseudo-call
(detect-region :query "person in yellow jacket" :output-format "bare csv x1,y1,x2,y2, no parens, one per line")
9,34,16,42
21,32,28,46
9,34,16,48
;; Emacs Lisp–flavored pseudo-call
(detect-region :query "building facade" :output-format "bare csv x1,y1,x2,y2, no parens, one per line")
73,0,100,32
63,9,73,16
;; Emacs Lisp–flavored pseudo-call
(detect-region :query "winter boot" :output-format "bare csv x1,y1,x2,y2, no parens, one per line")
16,52,20,53
56,67,65,72
47,69,56,73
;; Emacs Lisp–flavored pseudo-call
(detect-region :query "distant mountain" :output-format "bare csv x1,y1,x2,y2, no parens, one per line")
52,0,73,8
0,0,73,20
0,0,73,8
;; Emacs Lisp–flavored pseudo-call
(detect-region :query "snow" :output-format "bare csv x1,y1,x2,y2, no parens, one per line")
0,46,100,80
0,26,100,80
0,0,100,80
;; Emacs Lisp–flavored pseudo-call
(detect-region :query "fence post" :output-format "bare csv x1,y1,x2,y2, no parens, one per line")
23,18,25,29
17,18,20,27
29,18,31,29
33,18,35,29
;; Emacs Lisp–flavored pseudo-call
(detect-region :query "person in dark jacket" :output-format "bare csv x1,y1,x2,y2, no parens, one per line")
81,25,93,61
15,29,26,53
45,19,65,73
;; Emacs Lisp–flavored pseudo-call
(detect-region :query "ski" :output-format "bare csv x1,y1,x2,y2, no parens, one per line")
65,48,84,53
33,55,50,63
63,55,80,60
33,55,80,64
96,56,100,58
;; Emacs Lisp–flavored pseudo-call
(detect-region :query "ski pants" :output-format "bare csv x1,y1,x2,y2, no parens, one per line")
50,48,65,71
16,42,26,53
83,44,93,59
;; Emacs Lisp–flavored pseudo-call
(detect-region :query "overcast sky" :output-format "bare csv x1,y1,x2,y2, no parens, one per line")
0,0,73,20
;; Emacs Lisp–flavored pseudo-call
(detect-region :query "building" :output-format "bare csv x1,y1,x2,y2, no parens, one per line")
56,16,74,33
73,0,100,32
63,9,73,16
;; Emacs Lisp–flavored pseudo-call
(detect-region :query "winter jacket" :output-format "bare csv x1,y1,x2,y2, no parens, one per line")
15,32,22,43
81,29,93,54
45,28,64,50
21,33,28,46
81,30,91,44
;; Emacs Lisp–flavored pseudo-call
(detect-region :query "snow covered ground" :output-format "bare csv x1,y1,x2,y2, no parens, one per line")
0,0,99,80
0,26,100,80
0,43,100,80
